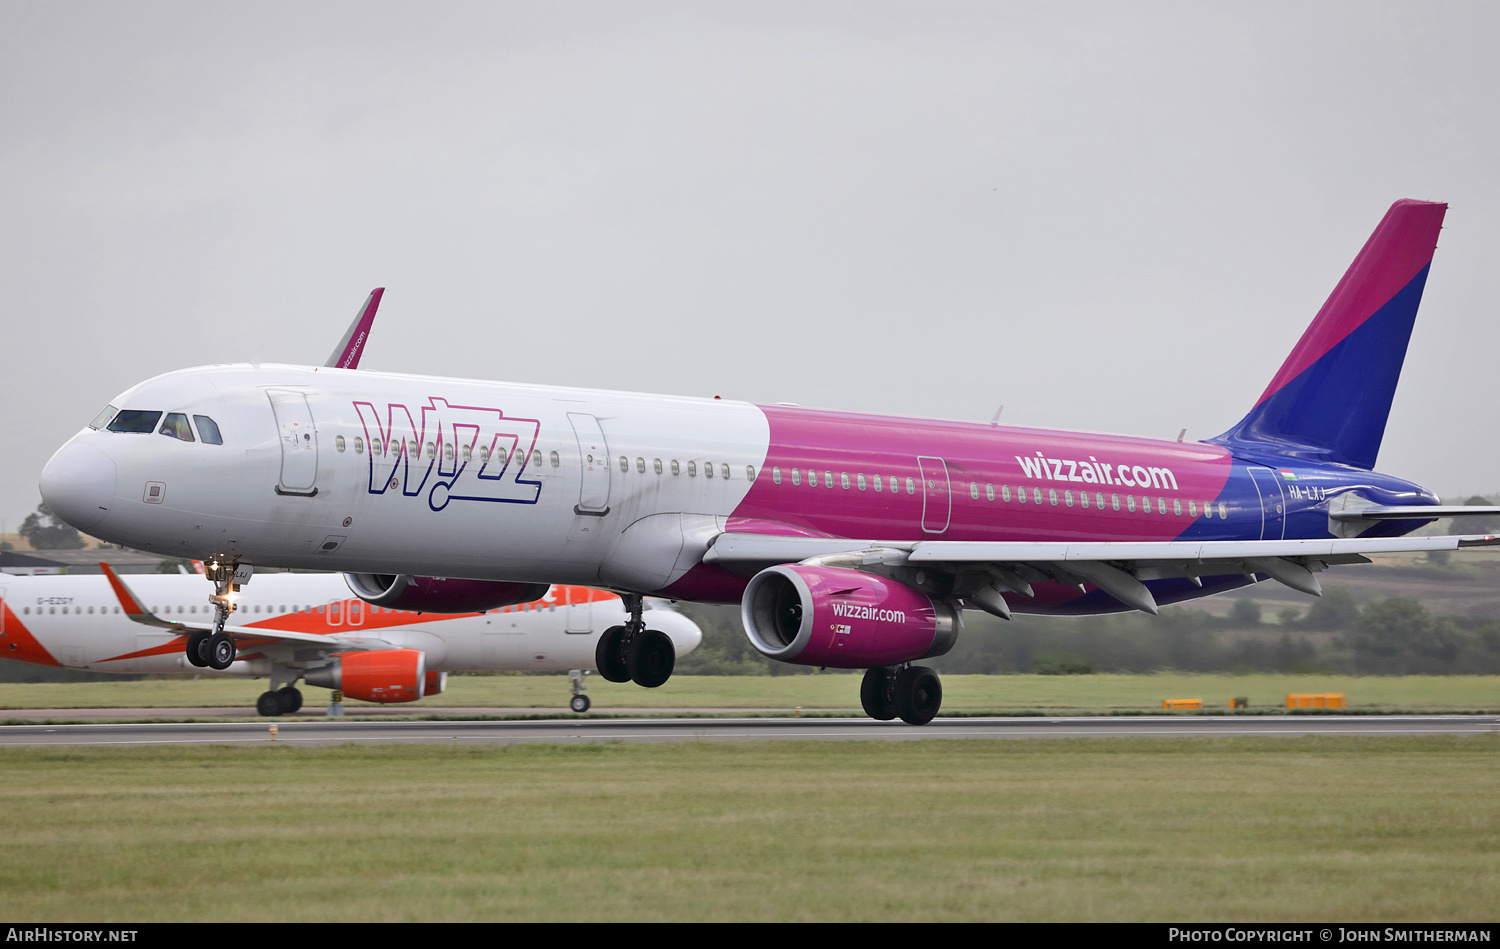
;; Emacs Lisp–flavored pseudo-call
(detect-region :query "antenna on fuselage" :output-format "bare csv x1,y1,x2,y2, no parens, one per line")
990,405,1004,428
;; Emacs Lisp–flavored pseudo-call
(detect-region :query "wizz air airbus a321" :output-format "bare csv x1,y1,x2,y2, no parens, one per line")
39,200,1499,724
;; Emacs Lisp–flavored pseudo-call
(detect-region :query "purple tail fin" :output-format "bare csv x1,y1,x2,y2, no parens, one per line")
1211,200,1446,469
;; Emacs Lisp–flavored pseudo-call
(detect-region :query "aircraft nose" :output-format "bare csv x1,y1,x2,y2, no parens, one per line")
657,611,704,657
39,439,118,532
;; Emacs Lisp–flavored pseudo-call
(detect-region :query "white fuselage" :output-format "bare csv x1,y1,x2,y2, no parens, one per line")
41,365,768,596
0,571,701,678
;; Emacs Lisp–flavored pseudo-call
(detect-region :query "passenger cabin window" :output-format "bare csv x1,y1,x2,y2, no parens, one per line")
159,413,194,442
671,460,680,475
705,463,715,479
355,437,365,454
773,467,782,484
551,451,561,468
746,465,755,481
336,436,347,452
108,410,162,434
687,462,697,477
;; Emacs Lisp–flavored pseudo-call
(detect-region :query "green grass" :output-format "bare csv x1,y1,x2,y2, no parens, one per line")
0,737,1495,921
0,673,1496,714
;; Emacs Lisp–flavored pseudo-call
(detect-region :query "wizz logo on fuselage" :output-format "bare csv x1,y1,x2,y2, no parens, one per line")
354,397,543,511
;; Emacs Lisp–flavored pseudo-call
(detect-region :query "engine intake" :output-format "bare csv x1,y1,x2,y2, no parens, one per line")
741,565,960,668
344,574,550,613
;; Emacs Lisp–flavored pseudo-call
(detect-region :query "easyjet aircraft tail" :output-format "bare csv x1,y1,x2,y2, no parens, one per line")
1211,199,1447,469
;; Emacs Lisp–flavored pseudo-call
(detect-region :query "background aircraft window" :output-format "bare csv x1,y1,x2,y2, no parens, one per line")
89,405,119,430
1112,494,1121,511
355,437,365,454
873,474,882,493
687,461,697,477
841,472,850,489
858,473,866,491
654,459,663,475
1096,492,1105,508
791,468,800,485
108,410,161,434
1142,497,1153,513
426,442,436,459
1188,501,1198,517
671,460,680,475
1002,485,1011,502
532,450,542,468
1049,489,1059,506
747,465,756,481
1080,491,1090,509
335,436,346,452
636,457,646,473
705,462,715,479
773,466,782,484
462,445,471,462
970,483,979,499
1033,487,1043,504
905,477,915,495
808,471,817,487
551,451,561,468
495,448,507,465
1174,499,1183,516
986,484,995,501
1127,495,1136,512
479,446,490,463
158,413,194,442
1160,497,1169,514
1067,490,1076,507
825,471,833,488
1218,502,1228,519
619,456,629,472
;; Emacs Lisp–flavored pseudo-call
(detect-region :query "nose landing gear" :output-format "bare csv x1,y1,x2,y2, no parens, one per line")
191,559,247,672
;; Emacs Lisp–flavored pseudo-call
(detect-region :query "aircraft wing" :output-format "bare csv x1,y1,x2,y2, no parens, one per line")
99,563,397,652
702,531,1500,616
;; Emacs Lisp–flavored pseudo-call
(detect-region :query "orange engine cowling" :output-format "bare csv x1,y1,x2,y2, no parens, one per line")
305,649,427,704
424,671,447,697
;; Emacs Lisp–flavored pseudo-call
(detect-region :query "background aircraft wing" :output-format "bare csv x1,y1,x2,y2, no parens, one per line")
99,563,398,651
703,531,1500,616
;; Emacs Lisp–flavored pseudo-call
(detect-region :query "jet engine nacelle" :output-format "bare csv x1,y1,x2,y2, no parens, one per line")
344,574,550,613
741,565,960,668
305,648,428,704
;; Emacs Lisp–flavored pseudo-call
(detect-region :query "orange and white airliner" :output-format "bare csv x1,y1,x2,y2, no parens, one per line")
0,566,700,715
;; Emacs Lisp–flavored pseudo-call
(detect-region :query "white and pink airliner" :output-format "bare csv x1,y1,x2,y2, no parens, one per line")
38,200,1500,724
0,567,700,715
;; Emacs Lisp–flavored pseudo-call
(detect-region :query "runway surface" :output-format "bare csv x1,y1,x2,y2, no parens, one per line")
1,715,1494,746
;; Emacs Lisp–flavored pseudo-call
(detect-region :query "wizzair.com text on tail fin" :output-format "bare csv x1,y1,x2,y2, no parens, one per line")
1211,199,1446,469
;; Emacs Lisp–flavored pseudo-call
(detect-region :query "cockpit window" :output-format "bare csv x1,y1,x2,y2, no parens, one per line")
88,405,119,430
193,415,223,445
107,410,162,434
159,413,195,442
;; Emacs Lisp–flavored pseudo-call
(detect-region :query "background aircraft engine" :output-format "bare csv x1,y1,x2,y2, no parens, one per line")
305,648,427,704
741,565,960,668
344,574,550,613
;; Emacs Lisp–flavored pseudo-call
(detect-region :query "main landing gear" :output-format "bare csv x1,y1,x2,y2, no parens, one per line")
860,664,943,726
594,594,676,689
185,559,241,672
256,665,305,717
256,687,304,717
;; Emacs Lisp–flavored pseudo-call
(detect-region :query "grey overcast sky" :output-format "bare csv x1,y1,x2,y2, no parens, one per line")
4,1,1499,534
